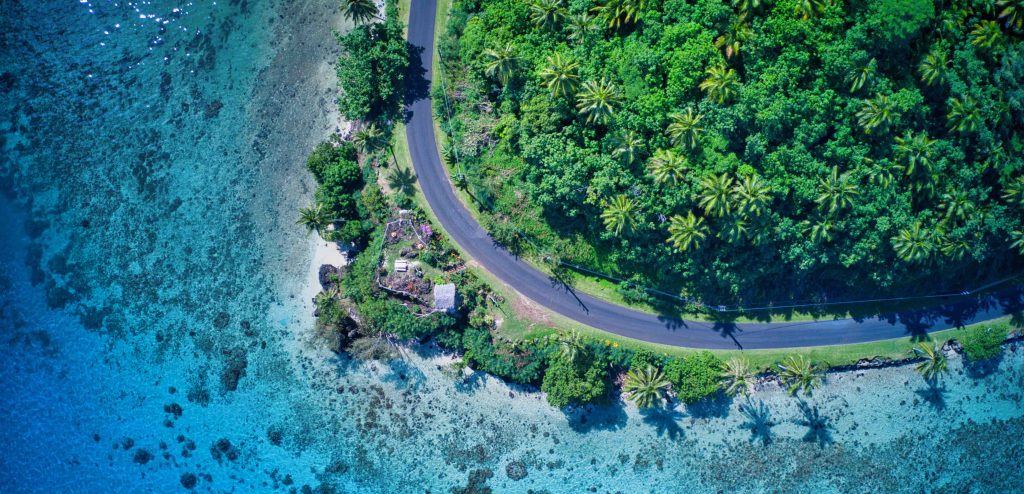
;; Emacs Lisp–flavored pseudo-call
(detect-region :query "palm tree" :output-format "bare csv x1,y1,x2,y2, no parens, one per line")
720,215,749,244
601,194,639,236
856,94,897,134
591,0,647,29
734,174,772,217
666,211,708,252
538,53,580,98
939,190,973,226
666,108,705,149
731,0,763,19
1003,176,1024,206
388,167,417,196
715,19,752,60
970,20,1003,50
894,131,936,177
940,234,970,260
557,330,586,363
482,44,517,86
816,166,859,214
723,358,754,397
948,97,982,133
576,77,622,125
353,123,384,156
892,221,935,263
297,203,331,236
698,173,735,217
806,218,835,243
794,0,828,20
566,13,595,40
646,149,688,185
623,365,671,408
341,0,380,25
611,131,645,165
918,46,949,86
847,62,874,93
999,0,1024,29
909,342,948,385
700,65,741,104
777,355,824,397
529,0,567,30
1011,230,1024,255
864,158,897,189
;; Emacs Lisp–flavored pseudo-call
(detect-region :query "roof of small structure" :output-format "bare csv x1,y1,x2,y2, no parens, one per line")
433,283,457,311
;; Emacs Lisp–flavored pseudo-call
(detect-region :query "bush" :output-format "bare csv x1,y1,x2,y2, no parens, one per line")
461,326,546,384
540,354,609,408
359,298,454,340
959,325,1008,362
665,351,723,404
306,142,340,183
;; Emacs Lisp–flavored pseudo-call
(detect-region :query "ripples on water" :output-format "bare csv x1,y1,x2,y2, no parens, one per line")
1,2,1023,493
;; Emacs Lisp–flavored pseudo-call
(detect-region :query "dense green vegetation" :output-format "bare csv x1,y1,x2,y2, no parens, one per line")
308,0,1023,413
959,322,1009,361
337,1,409,122
437,0,1024,306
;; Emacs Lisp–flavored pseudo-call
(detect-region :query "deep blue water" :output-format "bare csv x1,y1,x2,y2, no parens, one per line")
2,2,1024,493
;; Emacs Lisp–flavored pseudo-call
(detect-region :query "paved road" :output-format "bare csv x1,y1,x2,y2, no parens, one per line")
404,0,1019,349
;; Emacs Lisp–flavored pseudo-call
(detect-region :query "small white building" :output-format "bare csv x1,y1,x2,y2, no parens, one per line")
394,260,409,273
433,284,457,313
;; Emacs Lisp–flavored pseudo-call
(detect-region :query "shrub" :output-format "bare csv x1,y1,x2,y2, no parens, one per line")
306,142,340,183
540,354,609,408
959,324,1008,362
461,326,545,384
665,351,724,404
359,298,454,340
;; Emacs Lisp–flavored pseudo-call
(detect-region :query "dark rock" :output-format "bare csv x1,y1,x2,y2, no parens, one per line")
324,460,348,474
121,437,135,450
213,311,230,329
505,461,527,481
453,469,493,494
267,428,283,446
220,347,248,392
164,402,184,418
133,449,153,464
0,71,15,92
204,99,223,118
318,264,343,290
180,473,198,489
210,438,239,463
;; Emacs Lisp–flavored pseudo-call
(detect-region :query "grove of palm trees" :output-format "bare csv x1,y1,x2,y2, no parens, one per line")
437,0,1024,307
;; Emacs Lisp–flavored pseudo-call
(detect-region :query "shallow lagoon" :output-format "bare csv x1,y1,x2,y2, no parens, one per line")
1,1,1023,493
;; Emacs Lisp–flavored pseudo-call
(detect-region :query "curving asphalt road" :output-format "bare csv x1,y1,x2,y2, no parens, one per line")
404,0,1019,349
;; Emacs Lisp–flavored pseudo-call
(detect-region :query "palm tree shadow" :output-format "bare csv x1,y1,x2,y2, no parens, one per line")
738,398,775,446
388,167,418,196
565,402,628,433
639,406,686,441
794,400,833,447
914,383,946,411
686,392,733,419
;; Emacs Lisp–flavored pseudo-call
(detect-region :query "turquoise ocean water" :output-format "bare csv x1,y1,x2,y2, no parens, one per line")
2,2,1023,492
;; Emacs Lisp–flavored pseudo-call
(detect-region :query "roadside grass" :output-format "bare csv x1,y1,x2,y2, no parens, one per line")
389,0,1020,370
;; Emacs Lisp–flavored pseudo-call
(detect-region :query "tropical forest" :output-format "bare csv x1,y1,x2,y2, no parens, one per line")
437,0,1024,307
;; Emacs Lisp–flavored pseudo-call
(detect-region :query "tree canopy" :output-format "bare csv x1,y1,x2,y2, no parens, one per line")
438,0,1024,305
